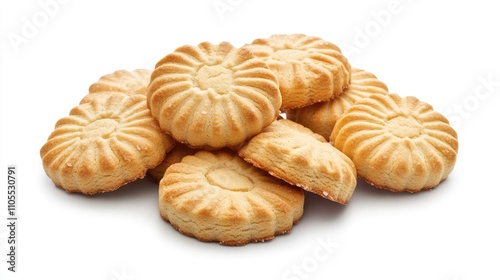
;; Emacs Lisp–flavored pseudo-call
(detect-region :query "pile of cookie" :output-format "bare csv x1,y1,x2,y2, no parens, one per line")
40,34,458,246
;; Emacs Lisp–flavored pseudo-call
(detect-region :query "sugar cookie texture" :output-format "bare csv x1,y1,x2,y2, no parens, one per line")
332,93,458,192
287,68,388,140
40,93,174,194
244,34,351,110
147,143,198,183
159,150,304,245
147,41,282,149
238,119,357,204
89,69,153,96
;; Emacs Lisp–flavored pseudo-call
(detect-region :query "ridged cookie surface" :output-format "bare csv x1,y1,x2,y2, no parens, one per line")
244,34,351,110
159,150,304,245
238,119,357,204
287,68,388,139
147,143,198,183
89,69,153,96
332,93,459,192
40,93,174,194
147,41,281,149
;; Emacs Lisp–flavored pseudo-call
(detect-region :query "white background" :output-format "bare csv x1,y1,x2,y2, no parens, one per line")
1,1,500,280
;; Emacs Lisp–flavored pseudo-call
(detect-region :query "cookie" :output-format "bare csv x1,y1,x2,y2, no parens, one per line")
287,68,388,139
40,93,175,194
331,93,459,192
159,150,304,245
238,119,357,204
147,41,282,150
244,34,351,110
147,143,198,183
89,69,153,96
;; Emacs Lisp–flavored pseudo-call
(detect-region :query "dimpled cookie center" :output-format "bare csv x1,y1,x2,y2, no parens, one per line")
206,168,254,192
386,115,423,139
195,64,233,95
82,119,119,139
272,49,308,61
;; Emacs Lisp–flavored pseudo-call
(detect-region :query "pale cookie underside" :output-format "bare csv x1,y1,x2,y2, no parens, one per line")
238,119,357,204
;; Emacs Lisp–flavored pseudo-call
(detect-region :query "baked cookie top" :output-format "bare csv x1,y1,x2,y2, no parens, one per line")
147,143,198,183
287,68,388,139
89,69,153,96
147,41,282,150
40,93,174,194
332,93,459,192
238,119,357,204
159,149,304,245
244,34,351,110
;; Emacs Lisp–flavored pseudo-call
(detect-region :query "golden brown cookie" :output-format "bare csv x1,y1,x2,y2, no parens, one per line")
159,150,304,245
40,93,175,194
244,34,351,110
331,93,459,192
89,69,153,96
287,68,388,139
147,41,282,150
238,119,357,204
147,143,198,183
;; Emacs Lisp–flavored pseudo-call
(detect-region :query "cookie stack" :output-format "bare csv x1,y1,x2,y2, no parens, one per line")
40,34,459,245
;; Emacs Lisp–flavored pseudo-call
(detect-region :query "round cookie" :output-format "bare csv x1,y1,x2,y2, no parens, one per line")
147,143,198,183
244,34,351,110
331,93,459,192
147,41,282,150
238,119,357,204
159,149,304,245
88,69,153,96
287,68,388,140
40,93,175,194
